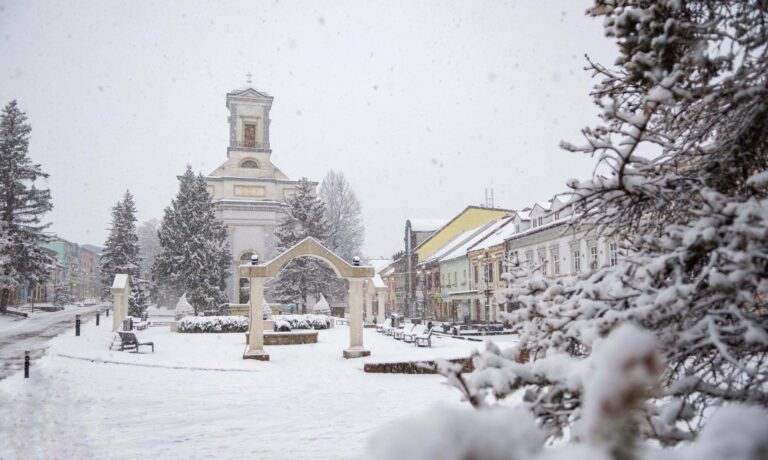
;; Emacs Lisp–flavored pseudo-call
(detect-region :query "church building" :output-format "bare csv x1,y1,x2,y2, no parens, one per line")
205,85,311,302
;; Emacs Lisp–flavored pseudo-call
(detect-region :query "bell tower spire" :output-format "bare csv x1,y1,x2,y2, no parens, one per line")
225,85,273,156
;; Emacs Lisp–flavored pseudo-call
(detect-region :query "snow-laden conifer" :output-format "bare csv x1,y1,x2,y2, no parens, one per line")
100,191,145,314
153,166,231,313
271,177,335,313
0,101,53,312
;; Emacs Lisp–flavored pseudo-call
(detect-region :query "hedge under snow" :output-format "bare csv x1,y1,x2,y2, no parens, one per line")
177,316,248,333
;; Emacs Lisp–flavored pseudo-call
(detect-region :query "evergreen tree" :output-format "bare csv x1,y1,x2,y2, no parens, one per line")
100,191,144,314
0,101,53,313
153,166,231,313
271,177,333,313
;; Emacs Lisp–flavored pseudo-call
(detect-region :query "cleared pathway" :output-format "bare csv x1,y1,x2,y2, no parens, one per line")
0,304,104,380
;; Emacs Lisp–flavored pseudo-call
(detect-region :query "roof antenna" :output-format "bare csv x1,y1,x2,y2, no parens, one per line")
485,188,495,208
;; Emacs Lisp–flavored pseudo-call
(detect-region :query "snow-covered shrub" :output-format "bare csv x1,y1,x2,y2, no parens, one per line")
272,314,330,330
177,315,248,333
274,319,292,332
174,293,194,321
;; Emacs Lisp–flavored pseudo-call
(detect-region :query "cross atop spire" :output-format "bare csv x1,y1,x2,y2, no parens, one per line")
246,72,253,85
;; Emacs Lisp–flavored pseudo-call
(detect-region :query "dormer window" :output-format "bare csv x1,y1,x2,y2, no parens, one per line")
240,159,259,169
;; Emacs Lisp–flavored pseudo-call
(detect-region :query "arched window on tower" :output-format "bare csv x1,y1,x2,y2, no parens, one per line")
240,159,259,169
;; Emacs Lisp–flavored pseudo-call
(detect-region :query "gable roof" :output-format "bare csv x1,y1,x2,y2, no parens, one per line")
470,216,519,251
440,217,513,263
413,205,516,253
421,224,490,265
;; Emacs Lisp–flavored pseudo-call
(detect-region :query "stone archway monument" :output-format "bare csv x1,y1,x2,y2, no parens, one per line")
240,237,375,360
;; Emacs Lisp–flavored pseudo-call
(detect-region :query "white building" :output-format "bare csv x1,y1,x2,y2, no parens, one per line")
205,86,310,302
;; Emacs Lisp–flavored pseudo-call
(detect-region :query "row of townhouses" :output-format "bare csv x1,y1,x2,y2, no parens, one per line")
377,197,620,323
9,236,102,305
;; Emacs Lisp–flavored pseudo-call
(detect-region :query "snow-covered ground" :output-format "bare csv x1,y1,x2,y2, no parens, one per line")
0,319,513,459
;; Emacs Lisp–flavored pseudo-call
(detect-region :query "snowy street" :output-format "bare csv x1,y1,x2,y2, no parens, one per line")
0,305,104,380
0,318,508,459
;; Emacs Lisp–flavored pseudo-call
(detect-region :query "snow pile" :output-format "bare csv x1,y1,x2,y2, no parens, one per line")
177,315,248,333
174,293,194,321
369,406,545,460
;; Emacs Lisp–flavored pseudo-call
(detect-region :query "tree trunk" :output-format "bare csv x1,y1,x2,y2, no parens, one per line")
0,288,9,313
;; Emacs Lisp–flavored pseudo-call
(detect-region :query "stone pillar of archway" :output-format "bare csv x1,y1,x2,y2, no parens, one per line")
376,288,387,324
364,281,375,325
344,278,370,358
244,277,269,360
110,274,129,331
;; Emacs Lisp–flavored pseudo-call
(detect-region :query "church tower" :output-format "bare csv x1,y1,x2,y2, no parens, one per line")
206,85,313,302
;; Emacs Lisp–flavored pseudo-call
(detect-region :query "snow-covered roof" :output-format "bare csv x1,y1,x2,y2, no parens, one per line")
408,219,449,232
471,216,518,250
368,258,393,274
516,210,531,221
505,215,574,244
421,226,487,264
441,218,511,263
372,274,387,289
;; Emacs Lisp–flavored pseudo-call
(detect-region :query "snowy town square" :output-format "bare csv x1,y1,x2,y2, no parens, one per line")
1,1,767,460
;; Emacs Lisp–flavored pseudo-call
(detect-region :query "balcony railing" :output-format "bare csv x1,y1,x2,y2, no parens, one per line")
233,140,267,150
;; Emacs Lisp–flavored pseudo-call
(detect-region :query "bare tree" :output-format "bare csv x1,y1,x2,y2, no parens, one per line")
319,169,364,261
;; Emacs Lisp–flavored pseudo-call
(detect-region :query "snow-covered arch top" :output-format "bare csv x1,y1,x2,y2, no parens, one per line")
239,237,374,279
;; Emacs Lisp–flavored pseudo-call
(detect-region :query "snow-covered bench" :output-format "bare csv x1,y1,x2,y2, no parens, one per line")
414,327,434,348
376,317,392,333
394,323,415,341
117,331,154,353
402,324,425,343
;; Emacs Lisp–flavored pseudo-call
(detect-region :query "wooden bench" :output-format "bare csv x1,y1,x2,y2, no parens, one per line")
414,327,434,348
117,331,154,353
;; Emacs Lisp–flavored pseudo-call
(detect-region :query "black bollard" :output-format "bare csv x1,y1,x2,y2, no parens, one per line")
96,311,100,326
75,314,81,336
24,351,30,378
106,308,109,318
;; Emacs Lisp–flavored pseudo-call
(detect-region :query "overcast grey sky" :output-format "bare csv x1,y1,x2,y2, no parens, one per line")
0,0,615,258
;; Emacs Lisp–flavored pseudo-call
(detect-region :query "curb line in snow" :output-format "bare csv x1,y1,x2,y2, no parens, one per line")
55,353,260,373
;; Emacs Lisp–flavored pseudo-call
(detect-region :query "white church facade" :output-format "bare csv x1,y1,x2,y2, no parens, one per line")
205,86,311,302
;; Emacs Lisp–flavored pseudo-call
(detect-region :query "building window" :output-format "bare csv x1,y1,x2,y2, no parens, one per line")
474,265,479,284
240,159,259,169
525,250,534,268
537,216,543,227
571,244,581,273
515,223,520,233
462,269,467,286
609,242,618,266
497,260,504,279
243,123,257,147
537,248,548,274
589,243,599,270
550,247,560,275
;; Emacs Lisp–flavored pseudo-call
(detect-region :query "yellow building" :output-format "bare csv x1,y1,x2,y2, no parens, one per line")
414,206,515,262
